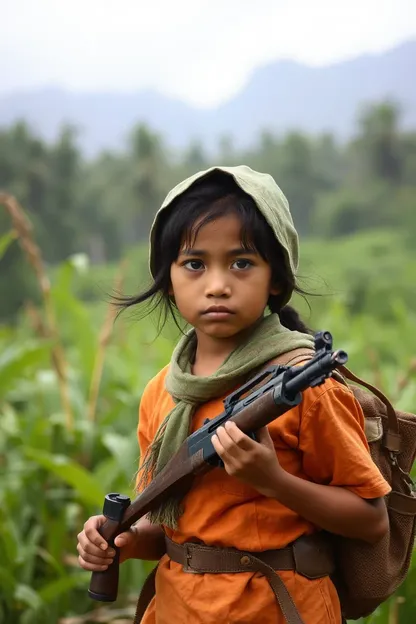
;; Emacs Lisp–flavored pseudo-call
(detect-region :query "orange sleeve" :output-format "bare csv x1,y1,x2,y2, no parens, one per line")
135,385,153,491
137,387,152,463
137,365,169,458
299,383,391,499
135,365,170,489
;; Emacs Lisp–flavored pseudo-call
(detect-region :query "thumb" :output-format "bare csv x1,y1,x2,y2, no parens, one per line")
255,426,274,449
114,529,136,549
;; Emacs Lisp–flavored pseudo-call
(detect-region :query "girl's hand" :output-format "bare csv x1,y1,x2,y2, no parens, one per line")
77,515,139,571
211,422,284,498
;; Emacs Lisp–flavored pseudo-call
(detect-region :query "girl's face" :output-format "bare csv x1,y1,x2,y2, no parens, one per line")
170,213,280,343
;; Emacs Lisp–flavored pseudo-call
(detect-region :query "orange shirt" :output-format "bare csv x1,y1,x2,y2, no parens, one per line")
136,365,391,624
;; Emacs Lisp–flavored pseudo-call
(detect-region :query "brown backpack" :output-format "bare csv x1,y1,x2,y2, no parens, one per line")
271,350,416,620
329,365,416,620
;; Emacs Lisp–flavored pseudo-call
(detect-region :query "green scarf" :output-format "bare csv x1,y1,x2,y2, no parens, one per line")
137,165,309,528
138,314,314,528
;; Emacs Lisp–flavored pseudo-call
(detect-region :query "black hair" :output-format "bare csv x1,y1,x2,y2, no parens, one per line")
115,172,312,334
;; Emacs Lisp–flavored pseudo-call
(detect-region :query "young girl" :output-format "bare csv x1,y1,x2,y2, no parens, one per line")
77,166,391,624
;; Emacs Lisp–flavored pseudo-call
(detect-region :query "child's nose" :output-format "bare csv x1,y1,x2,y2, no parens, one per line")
205,271,231,297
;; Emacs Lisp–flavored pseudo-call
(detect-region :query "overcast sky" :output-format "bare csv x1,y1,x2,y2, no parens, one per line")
2,0,416,107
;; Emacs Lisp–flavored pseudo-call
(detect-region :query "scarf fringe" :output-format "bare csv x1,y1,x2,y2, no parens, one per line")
136,414,186,529
136,416,169,493
147,500,182,529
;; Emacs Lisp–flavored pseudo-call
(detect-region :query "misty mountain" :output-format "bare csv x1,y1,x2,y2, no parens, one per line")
1,39,415,155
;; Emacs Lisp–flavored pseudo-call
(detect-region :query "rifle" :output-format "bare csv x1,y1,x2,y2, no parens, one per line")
88,330,348,602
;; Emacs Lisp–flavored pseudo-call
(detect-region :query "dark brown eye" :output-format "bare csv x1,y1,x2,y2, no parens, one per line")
232,259,253,270
184,260,204,271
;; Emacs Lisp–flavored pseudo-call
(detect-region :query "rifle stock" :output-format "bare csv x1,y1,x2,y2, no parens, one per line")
88,331,348,602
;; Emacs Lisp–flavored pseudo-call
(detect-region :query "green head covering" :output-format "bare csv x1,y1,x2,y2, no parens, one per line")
148,165,299,306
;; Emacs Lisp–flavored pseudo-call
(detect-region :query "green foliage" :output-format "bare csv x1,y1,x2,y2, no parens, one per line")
298,230,416,323
0,266,170,623
0,230,17,260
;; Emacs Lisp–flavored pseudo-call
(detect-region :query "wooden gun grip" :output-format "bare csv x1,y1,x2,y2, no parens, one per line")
88,545,120,602
88,493,131,602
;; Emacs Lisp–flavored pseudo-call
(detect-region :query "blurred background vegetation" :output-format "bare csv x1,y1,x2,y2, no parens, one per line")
0,96,415,624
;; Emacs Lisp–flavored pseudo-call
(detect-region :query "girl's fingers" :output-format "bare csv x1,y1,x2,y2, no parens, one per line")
211,431,240,470
255,426,274,448
77,515,121,572
83,516,109,551
114,530,135,548
213,426,233,453
77,532,115,559
78,556,111,572
77,547,114,567
211,433,224,455
214,424,253,456
77,537,115,559
224,422,254,450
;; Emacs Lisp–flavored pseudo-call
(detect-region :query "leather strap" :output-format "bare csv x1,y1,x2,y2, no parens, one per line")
165,536,296,573
133,564,158,624
165,537,306,624
338,365,401,450
272,348,315,368
163,534,334,624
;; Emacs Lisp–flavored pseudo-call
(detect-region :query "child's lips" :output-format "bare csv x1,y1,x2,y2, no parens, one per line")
202,306,235,319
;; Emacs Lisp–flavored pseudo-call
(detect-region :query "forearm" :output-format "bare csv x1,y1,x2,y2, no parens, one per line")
121,516,166,563
269,470,388,543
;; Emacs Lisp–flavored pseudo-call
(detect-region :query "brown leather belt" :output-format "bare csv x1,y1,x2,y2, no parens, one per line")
166,535,297,574
134,533,334,624
165,532,334,580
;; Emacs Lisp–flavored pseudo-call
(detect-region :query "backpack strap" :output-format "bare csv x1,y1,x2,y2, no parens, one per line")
271,348,315,367
133,564,159,624
338,365,401,453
